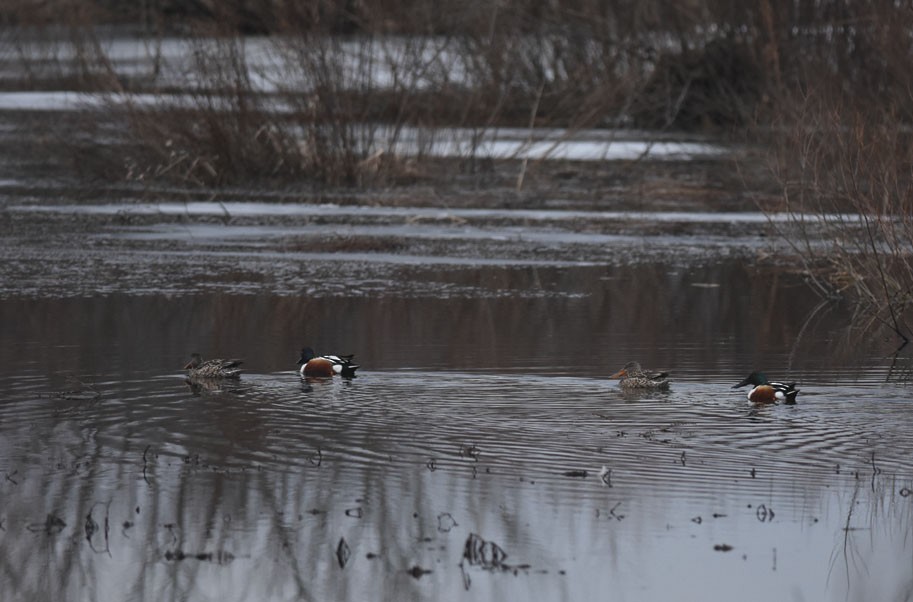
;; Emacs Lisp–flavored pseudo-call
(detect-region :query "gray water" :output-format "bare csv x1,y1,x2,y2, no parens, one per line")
0,110,912,600
0,260,911,601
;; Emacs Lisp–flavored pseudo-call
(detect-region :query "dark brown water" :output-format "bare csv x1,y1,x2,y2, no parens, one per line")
2,247,913,601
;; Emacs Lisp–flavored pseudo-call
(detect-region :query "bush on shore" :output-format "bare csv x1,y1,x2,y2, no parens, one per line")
5,1,913,329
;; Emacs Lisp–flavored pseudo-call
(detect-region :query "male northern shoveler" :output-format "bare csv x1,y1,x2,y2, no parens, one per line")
184,353,243,379
610,361,670,390
298,347,359,378
732,371,798,404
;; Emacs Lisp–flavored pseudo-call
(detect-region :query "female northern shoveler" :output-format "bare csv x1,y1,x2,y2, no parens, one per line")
610,361,670,390
298,347,359,378
733,371,798,404
184,353,243,379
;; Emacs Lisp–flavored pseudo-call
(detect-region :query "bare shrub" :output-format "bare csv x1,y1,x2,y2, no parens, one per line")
770,101,913,342
762,3,913,341
71,1,774,188
633,36,763,130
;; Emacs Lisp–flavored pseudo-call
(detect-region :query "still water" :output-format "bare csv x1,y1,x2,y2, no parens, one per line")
1,255,911,601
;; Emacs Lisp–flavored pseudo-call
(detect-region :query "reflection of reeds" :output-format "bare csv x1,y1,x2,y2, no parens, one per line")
827,474,913,601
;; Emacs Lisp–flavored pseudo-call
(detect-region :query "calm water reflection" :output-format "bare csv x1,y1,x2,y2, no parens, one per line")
0,263,912,601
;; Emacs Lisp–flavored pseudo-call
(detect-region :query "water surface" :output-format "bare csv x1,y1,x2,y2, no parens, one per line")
0,271,911,601
0,121,911,601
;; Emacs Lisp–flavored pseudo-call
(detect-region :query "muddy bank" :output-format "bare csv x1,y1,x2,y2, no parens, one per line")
0,106,773,208
0,101,800,300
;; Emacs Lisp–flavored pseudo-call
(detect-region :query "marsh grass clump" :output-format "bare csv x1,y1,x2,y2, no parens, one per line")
10,1,913,330
771,106,913,343
42,2,780,188
106,31,451,187
761,2,913,342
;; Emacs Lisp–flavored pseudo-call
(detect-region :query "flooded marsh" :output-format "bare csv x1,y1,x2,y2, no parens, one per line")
1,31,912,600
1,238,912,600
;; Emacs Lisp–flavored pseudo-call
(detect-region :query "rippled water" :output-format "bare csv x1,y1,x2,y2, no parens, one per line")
2,149,913,600
3,28,912,601
1,284,912,601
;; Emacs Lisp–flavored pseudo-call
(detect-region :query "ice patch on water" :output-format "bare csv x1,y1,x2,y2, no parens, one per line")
7,201,867,223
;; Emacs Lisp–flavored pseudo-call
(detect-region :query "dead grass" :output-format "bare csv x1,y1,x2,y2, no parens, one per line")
27,2,777,188
8,1,913,328
761,2,913,341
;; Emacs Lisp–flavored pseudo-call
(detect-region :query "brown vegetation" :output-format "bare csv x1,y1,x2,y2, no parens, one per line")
760,3,913,342
3,1,913,329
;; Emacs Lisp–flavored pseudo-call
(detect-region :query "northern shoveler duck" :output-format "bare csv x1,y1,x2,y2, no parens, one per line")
610,361,670,390
184,353,243,379
733,371,798,404
298,347,359,378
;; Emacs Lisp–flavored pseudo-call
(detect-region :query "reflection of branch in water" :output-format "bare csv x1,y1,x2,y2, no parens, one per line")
460,532,507,592
26,514,66,535
787,298,834,371
462,532,507,569
755,504,774,522
870,453,882,493
886,346,913,383
85,501,112,557
60,374,101,400
336,537,351,569
826,481,862,595
460,561,472,591
0,363,637,600
2,381,333,599
789,299,913,377
459,532,537,590
163,522,180,546
842,485,860,592
407,565,432,579
164,549,236,564
44,374,102,416
458,444,480,462
437,513,458,532
142,445,152,484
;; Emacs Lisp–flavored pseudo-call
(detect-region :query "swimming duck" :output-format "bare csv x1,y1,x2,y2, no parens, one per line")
610,361,670,390
184,353,243,379
732,371,798,404
298,347,359,378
